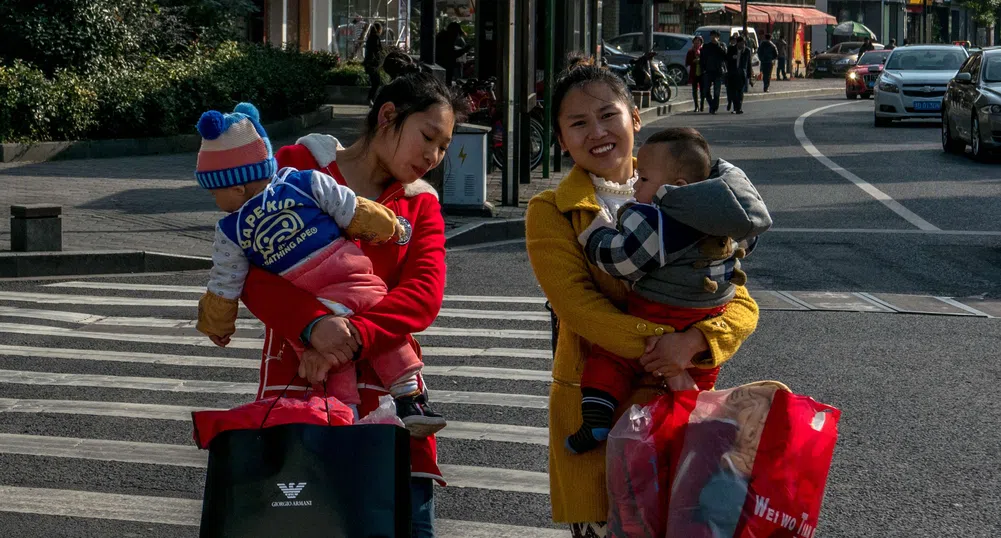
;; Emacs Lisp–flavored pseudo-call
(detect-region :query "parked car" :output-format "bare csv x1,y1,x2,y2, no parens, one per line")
873,45,969,127
846,50,892,99
602,40,640,67
942,47,1001,160
809,41,884,78
694,25,760,72
606,31,693,84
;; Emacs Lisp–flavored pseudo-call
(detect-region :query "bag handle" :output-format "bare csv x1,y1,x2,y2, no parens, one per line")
260,371,333,429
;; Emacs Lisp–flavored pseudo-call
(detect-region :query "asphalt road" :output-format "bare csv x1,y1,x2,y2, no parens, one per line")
0,95,999,537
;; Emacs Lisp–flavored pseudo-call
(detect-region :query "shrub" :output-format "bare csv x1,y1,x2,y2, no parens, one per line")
327,62,369,86
0,42,335,143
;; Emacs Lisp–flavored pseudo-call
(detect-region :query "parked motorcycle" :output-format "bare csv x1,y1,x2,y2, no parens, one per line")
631,52,672,104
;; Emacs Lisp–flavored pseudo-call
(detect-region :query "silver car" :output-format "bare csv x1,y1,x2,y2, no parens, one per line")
873,45,969,127
605,32,693,84
942,47,1001,161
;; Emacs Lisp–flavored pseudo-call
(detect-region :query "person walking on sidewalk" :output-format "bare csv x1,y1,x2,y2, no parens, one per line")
726,36,752,114
776,34,790,80
700,30,727,114
525,55,760,538
758,34,778,92
725,34,737,110
686,36,705,112
363,22,385,106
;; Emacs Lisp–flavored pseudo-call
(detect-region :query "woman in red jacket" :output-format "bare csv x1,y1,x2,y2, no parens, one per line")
239,67,466,538
686,36,705,112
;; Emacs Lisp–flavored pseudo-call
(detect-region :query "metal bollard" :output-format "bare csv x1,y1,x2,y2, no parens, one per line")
10,204,62,252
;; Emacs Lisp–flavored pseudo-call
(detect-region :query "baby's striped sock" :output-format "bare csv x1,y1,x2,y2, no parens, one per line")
566,388,618,454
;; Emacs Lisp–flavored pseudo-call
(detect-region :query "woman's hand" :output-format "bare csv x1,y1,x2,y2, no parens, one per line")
298,348,353,385
309,316,362,360
638,327,710,378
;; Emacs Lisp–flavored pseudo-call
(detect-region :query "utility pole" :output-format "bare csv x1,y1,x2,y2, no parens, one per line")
643,0,654,53
742,0,748,37
543,0,554,179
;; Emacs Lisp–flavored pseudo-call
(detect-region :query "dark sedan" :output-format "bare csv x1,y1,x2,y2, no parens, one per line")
942,47,1001,161
809,41,884,78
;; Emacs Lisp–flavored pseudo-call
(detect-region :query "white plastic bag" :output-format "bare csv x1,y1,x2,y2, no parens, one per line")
605,399,671,538
356,395,406,428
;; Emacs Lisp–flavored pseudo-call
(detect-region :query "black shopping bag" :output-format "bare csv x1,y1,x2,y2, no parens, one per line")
198,423,411,538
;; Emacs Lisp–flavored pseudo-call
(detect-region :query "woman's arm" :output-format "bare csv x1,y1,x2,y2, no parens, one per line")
349,194,446,359
690,285,759,367
525,192,654,360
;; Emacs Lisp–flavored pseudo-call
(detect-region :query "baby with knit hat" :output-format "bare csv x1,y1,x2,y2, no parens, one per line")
194,103,445,437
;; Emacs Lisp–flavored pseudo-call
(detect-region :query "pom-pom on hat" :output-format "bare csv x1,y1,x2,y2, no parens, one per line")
194,102,277,189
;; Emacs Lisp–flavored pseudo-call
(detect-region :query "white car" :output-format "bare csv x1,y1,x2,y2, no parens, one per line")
873,45,969,127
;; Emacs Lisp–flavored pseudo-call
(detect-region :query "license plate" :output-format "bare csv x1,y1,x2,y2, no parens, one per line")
867,81,875,88
913,100,941,111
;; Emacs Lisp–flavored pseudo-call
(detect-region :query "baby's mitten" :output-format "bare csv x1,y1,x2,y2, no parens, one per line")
703,276,719,293
731,267,748,286
197,292,239,338
346,198,398,244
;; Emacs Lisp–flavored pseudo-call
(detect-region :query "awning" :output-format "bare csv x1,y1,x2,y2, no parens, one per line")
752,5,837,25
701,2,727,14
721,3,770,24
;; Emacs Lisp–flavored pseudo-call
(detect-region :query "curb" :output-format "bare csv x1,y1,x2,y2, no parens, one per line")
638,86,841,122
0,250,212,278
444,218,526,248
1,106,335,163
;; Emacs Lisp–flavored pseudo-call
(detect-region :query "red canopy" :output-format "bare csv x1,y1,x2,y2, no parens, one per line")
722,3,770,24
723,4,837,26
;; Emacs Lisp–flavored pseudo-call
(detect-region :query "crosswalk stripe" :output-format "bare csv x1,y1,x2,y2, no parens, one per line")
0,320,549,347
0,370,549,408
0,486,565,536
0,398,550,445
0,342,551,363
0,291,549,321
42,282,549,305
0,433,550,494
0,345,550,382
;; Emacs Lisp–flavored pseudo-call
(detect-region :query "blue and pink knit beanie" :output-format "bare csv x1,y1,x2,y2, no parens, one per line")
194,103,277,189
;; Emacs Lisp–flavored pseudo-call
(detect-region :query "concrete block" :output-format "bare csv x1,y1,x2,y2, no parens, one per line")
10,204,63,252
632,91,651,109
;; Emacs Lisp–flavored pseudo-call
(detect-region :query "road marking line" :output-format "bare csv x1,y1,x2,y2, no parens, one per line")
42,282,548,304
795,102,940,231
771,228,1001,236
0,370,549,408
0,344,550,381
0,486,565,536
447,238,527,252
934,296,995,318
0,398,549,445
0,434,549,494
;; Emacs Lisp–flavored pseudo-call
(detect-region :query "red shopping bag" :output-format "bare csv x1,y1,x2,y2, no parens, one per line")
664,382,841,538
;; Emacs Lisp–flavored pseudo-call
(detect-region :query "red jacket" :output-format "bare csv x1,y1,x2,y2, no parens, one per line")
240,133,447,484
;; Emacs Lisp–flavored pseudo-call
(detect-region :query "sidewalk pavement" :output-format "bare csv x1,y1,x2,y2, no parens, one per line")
0,79,840,256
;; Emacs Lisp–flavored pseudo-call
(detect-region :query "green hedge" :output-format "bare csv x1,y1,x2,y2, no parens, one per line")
0,42,340,143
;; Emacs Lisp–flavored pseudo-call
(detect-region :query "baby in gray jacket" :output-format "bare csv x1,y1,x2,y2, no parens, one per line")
567,127,772,454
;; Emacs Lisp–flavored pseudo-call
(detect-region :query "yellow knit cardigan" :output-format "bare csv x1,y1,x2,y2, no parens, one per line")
525,163,761,524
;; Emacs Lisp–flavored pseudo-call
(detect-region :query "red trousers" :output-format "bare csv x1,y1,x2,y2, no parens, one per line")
581,294,726,402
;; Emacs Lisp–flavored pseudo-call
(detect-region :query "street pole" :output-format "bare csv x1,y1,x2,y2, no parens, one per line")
543,0,554,179
501,0,518,206
922,0,927,43
643,0,654,53
742,0,748,38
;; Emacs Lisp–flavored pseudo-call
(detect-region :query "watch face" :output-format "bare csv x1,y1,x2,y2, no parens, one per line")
395,216,413,245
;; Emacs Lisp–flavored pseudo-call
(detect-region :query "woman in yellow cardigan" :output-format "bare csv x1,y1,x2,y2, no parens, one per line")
526,56,760,537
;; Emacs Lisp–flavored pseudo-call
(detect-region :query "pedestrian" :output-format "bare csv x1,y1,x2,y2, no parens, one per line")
524,54,760,538
858,37,875,57
686,36,705,111
364,22,385,106
700,30,727,114
758,33,779,92
776,33,790,80
193,100,448,438
726,36,752,114
435,21,473,86
565,127,771,455
886,38,897,50
726,34,737,110
237,66,469,538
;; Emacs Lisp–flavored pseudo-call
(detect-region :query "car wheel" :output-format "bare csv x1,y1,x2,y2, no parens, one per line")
971,115,991,162
941,112,964,154
874,115,891,127
666,65,687,85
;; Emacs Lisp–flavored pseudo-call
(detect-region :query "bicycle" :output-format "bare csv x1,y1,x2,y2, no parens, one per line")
458,77,545,172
